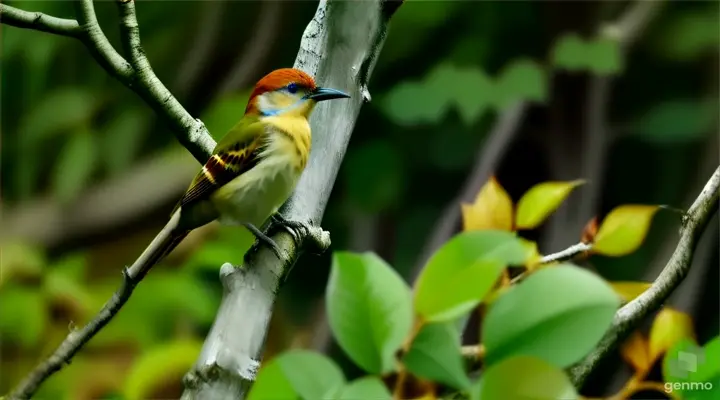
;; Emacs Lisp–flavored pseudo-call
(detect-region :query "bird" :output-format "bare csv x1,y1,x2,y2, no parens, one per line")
127,68,350,281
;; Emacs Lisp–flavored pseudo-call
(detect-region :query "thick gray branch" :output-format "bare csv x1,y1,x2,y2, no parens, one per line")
180,1,398,399
569,166,720,386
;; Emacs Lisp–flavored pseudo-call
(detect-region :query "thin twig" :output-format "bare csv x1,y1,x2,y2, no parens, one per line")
114,0,214,163
569,166,720,387
541,242,593,264
0,0,216,163
462,168,719,381
0,5,81,36
1,0,219,397
511,242,592,287
6,210,183,400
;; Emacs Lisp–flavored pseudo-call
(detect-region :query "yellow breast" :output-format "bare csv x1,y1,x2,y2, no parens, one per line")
210,119,311,227
261,114,312,171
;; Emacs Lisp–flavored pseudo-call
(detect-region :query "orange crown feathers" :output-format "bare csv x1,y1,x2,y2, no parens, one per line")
245,68,317,114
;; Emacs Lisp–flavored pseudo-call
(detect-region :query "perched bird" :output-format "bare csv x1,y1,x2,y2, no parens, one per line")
129,68,350,278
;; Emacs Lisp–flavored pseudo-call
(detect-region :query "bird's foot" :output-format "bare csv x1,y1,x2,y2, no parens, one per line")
243,222,284,261
270,213,307,243
270,213,331,254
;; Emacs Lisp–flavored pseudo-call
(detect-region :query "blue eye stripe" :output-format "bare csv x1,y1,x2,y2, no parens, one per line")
287,83,298,93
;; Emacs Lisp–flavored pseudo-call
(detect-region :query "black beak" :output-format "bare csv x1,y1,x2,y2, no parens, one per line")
307,87,351,101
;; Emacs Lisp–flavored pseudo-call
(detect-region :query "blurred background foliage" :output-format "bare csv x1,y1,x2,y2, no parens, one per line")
0,0,718,399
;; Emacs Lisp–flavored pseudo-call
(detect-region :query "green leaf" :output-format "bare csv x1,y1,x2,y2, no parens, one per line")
0,287,46,349
494,59,548,109
654,10,720,62
663,337,720,399
414,230,527,322
445,66,494,125
381,64,493,126
101,108,149,175
52,130,97,203
344,140,406,213
336,376,391,400
0,242,46,286
326,252,413,374
632,99,718,143
248,360,299,400
593,205,660,257
383,81,446,126
403,322,471,390
515,180,585,230
550,33,587,71
586,36,623,75
248,350,346,400
483,264,619,368
473,356,578,400
550,33,623,75
124,339,202,400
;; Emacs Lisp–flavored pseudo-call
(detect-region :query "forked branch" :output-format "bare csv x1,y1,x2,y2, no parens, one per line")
0,0,215,162
1,1,215,398
570,166,720,386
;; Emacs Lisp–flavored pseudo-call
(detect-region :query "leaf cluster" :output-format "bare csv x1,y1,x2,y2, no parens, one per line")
248,175,685,399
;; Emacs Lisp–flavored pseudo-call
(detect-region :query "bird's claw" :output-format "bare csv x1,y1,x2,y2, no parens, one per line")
270,213,308,244
243,222,285,261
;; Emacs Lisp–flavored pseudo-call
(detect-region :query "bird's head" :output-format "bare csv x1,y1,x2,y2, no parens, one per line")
245,68,350,117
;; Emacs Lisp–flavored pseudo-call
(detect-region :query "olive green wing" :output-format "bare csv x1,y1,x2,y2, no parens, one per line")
177,117,267,210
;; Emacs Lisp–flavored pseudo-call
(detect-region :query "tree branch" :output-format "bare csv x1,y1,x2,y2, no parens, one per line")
540,242,592,264
0,5,81,36
113,0,214,162
180,1,400,398
2,0,220,397
0,0,216,163
569,166,720,387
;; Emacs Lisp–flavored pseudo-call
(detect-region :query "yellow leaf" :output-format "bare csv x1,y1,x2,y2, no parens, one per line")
515,180,585,230
592,205,661,256
461,176,513,231
648,308,696,363
518,238,542,269
610,281,652,302
620,331,651,373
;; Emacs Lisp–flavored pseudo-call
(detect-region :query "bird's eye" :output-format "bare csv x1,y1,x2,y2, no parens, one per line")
287,83,298,93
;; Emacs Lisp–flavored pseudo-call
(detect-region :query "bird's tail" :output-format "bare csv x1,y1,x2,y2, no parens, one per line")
127,209,189,281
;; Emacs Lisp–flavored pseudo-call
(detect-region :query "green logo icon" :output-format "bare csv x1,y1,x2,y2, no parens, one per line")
667,343,706,379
